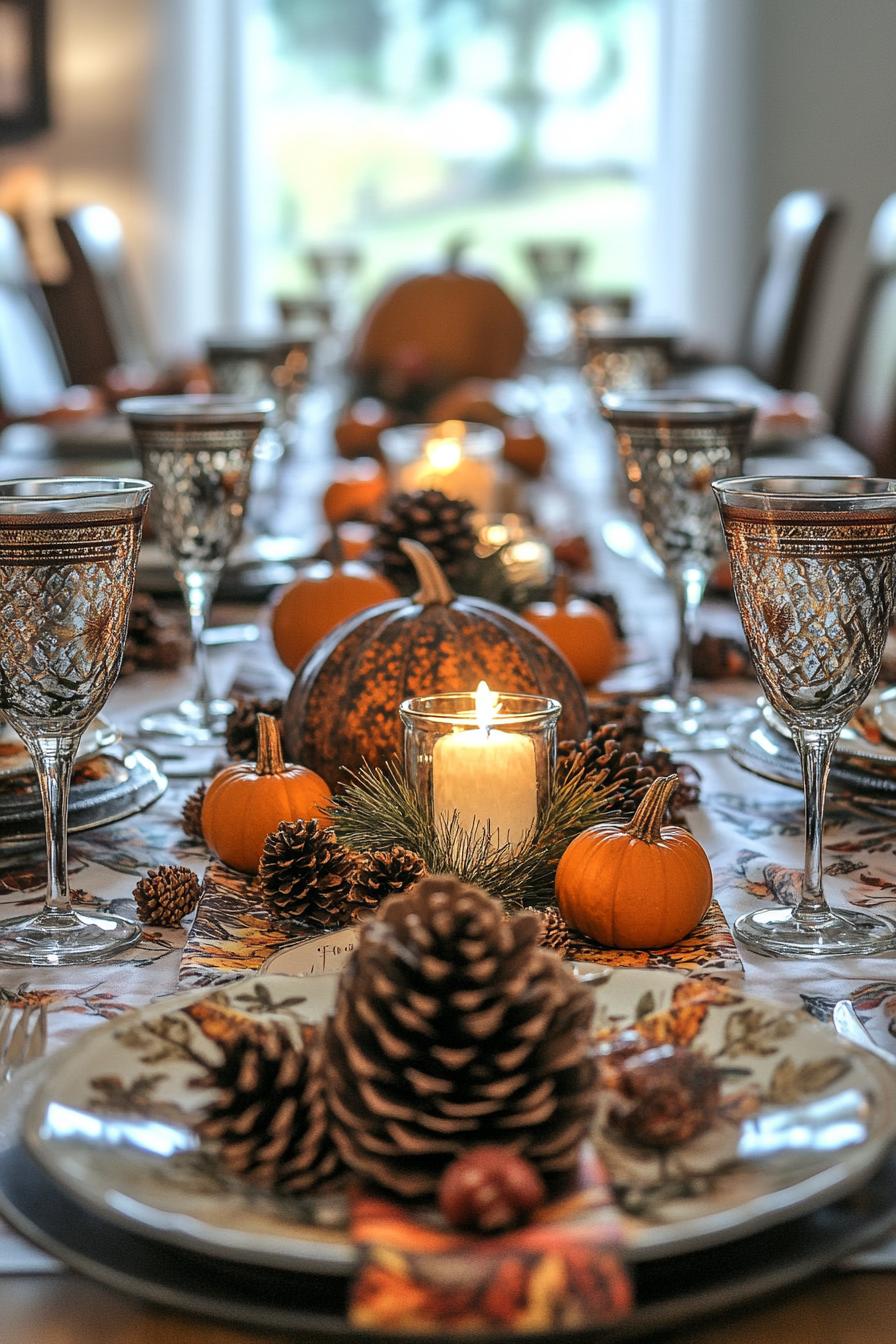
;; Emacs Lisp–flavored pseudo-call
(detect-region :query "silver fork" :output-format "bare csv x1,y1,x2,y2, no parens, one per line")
0,1002,48,1081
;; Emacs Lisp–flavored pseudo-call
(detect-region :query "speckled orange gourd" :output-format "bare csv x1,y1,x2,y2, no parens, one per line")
282,541,589,789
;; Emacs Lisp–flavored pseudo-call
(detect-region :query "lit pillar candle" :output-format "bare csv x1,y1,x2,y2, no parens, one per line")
432,681,538,850
396,421,495,512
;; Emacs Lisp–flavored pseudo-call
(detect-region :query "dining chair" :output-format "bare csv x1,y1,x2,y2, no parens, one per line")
831,193,896,474
45,203,154,386
0,209,73,420
738,191,842,390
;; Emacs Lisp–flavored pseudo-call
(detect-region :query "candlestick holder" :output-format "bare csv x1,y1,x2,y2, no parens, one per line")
399,690,561,853
380,422,503,513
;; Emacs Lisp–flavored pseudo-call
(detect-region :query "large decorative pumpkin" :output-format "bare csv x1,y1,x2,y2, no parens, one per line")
353,265,528,389
201,715,332,873
282,541,588,788
555,776,712,948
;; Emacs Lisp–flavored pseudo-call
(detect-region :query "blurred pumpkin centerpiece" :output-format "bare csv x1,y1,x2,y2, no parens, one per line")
281,540,588,789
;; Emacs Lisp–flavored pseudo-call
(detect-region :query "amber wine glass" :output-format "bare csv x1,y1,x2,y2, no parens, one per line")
0,478,150,965
714,476,896,958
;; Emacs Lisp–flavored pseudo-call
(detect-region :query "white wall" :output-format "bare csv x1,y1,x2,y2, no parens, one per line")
753,0,896,401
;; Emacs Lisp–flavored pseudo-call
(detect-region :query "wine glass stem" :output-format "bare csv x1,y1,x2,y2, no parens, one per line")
792,727,838,925
28,731,78,917
181,569,217,719
671,565,706,705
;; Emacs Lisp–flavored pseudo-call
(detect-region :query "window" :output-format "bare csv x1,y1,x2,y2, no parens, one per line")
252,0,658,302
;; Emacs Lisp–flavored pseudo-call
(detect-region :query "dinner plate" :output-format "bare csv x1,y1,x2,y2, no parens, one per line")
0,717,119,780
24,969,896,1274
727,717,896,815
759,695,896,766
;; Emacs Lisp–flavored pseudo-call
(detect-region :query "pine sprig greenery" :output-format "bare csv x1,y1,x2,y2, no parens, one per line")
327,760,625,908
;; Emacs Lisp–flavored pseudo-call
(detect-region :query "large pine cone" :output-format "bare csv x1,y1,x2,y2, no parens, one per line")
324,877,597,1198
186,999,340,1193
371,489,476,586
258,819,354,928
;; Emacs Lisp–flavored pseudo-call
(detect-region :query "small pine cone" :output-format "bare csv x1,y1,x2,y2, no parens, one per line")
225,697,285,761
349,845,427,915
539,906,572,959
180,782,207,841
258,819,354,928
640,748,701,822
120,593,188,677
324,876,597,1198
371,489,477,586
186,1000,341,1193
608,1044,721,1150
134,865,201,927
439,1146,546,1233
557,725,652,813
587,698,646,754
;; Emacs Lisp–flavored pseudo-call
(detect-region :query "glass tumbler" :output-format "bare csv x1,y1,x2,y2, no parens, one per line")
714,475,896,958
602,393,756,749
0,477,150,965
120,395,272,743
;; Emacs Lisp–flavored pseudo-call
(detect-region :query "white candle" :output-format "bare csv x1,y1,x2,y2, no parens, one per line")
396,421,496,512
432,681,538,851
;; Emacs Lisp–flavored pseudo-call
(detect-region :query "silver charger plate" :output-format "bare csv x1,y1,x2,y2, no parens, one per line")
0,747,167,850
22,969,896,1274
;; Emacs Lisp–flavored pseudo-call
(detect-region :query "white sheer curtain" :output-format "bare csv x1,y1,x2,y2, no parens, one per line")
144,0,271,358
646,0,758,353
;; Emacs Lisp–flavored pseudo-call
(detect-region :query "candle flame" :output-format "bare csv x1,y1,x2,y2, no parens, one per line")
424,420,465,474
475,679,500,732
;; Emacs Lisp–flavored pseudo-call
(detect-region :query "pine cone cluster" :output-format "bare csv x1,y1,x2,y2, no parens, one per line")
120,593,189,677
324,876,597,1198
371,489,476,586
557,721,652,812
349,845,426,916
225,697,285,761
186,998,340,1193
180,782,207,841
258,819,354,928
587,698,646,754
134,865,201,926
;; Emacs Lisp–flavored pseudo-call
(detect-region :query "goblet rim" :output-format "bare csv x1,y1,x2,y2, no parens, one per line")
600,392,757,425
118,394,275,421
0,476,151,507
712,474,896,506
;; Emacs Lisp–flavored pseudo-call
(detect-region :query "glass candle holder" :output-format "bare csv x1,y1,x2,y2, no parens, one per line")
399,688,561,854
380,421,503,513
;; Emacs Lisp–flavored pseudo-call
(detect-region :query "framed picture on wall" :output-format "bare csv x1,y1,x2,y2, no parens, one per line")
0,0,49,144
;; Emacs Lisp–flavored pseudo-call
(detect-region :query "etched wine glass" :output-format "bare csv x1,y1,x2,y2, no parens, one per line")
120,395,272,742
601,393,756,749
714,475,896,958
0,477,150,965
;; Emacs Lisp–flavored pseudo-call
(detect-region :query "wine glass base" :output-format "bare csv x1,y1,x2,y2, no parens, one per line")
0,909,143,966
138,698,234,744
643,695,735,752
734,905,896,959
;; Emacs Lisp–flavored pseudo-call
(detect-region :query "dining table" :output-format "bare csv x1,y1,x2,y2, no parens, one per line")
1,357,896,1343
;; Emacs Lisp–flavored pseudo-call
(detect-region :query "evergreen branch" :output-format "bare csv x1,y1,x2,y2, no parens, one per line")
326,760,624,910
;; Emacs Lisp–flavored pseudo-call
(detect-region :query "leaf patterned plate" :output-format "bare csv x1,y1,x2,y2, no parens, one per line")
23,969,896,1273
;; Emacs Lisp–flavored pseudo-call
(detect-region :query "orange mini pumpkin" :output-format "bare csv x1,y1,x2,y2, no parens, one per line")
322,457,388,525
555,776,712,948
201,715,332,873
522,573,618,688
334,398,397,460
501,418,548,478
271,548,397,672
